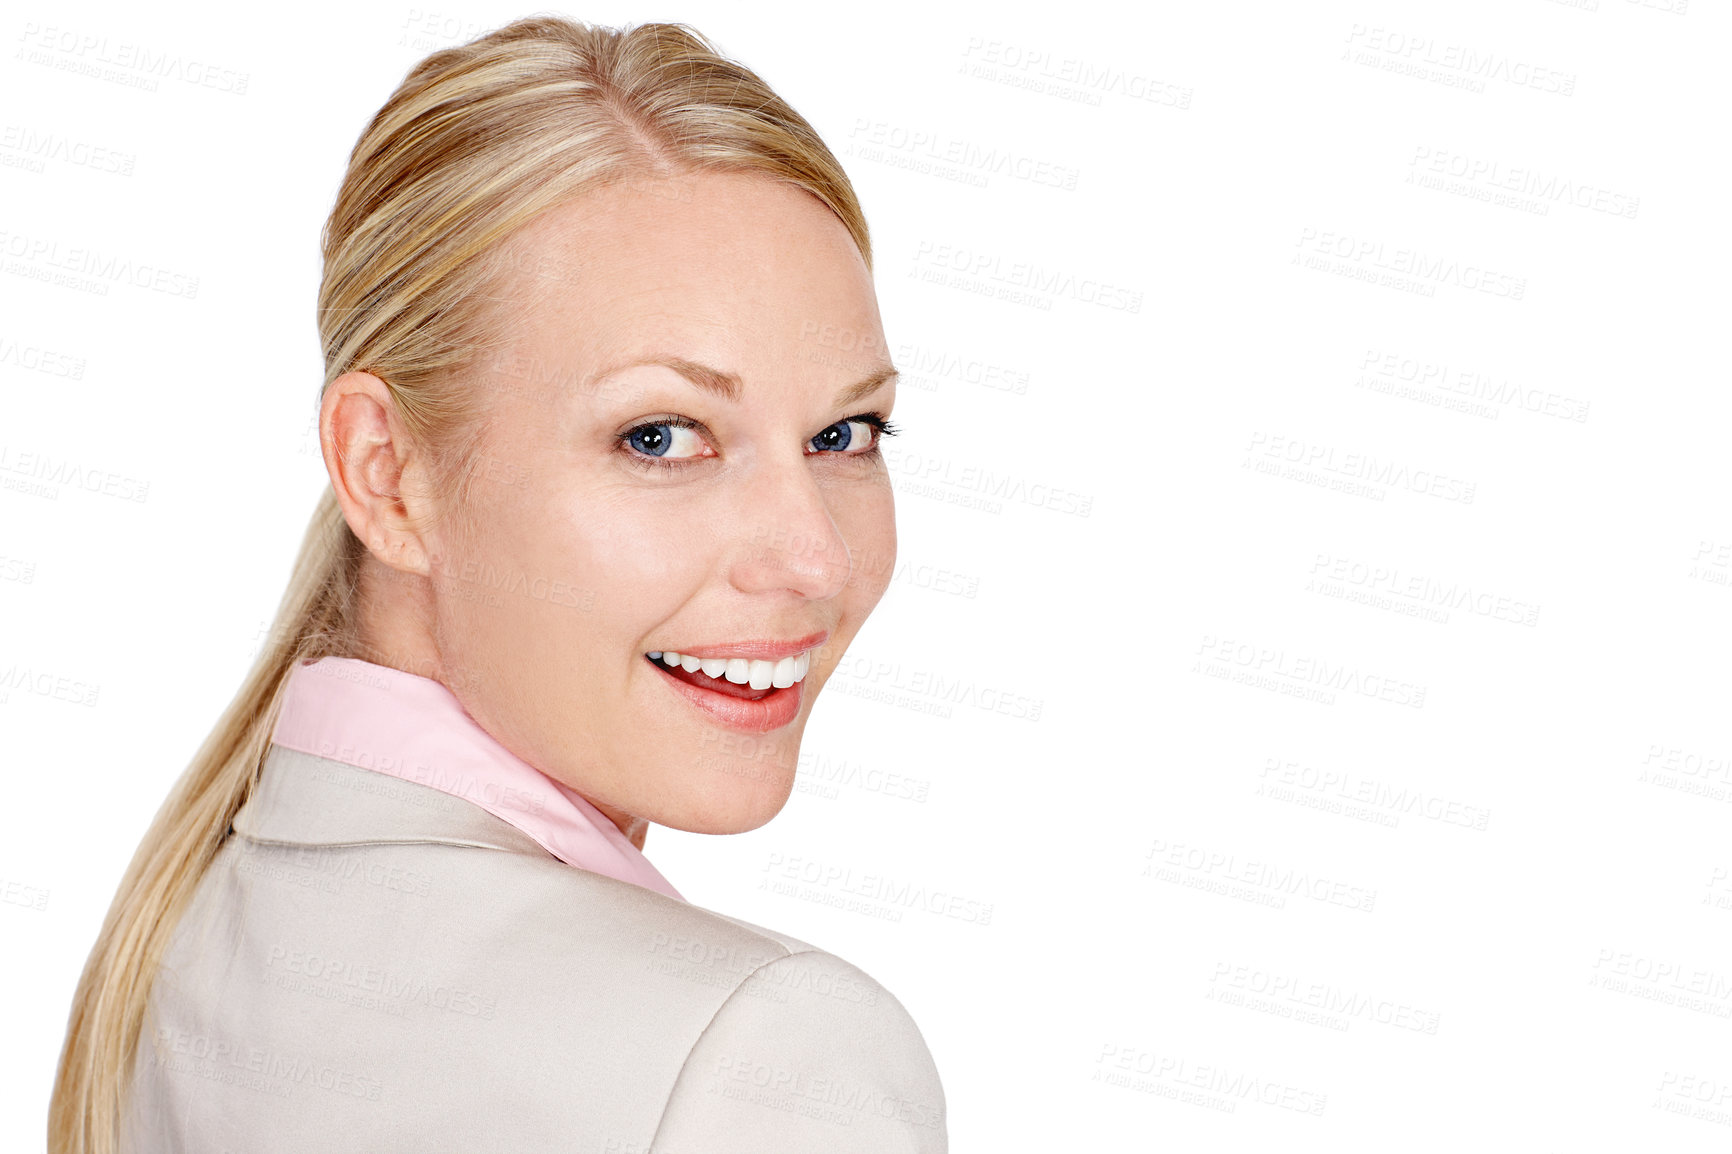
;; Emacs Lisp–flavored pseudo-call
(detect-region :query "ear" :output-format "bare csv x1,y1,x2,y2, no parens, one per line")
319,371,434,575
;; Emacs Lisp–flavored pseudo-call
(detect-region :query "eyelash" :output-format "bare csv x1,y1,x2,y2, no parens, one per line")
616,412,901,474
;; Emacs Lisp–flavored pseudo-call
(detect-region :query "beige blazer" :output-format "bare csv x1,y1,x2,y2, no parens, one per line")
120,745,948,1151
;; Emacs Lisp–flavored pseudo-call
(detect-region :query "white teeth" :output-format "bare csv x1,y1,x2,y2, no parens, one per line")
651,648,815,685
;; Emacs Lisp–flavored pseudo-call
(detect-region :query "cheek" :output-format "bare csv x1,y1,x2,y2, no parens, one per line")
527,488,713,629
427,485,657,657
830,472,898,605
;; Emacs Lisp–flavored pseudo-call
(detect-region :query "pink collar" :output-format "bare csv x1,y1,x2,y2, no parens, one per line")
269,656,683,901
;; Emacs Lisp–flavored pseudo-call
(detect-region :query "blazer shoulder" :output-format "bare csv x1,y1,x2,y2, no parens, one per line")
650,946,948,1153
409,839,828,962
134,834,944,1151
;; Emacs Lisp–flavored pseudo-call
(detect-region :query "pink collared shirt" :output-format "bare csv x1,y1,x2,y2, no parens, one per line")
269,655,684,901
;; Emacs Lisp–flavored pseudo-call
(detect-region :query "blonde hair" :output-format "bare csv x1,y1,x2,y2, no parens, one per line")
48,17,871,1152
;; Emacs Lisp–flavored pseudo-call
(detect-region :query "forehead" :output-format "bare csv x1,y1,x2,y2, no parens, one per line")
469,174,889,419
490,173,878,361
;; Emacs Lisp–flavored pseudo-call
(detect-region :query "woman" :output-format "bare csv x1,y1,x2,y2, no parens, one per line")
49,16,946,1152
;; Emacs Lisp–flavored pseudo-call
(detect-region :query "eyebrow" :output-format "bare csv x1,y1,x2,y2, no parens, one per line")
592,357,898,407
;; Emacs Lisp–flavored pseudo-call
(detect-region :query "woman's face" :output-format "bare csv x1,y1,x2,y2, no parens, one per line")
421,172,897,837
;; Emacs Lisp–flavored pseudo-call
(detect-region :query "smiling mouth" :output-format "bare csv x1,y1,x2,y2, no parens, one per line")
644,650,812,702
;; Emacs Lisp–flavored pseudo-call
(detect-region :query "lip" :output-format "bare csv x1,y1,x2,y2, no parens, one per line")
646,630,829,662
647,655,805,733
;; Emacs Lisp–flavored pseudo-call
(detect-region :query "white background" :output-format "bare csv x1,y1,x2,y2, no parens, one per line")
4,0,1730,1149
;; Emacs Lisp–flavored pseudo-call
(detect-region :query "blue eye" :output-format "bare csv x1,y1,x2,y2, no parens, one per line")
810,416,894,454
811,422,854,452
625,421,708,459
627,425,669,456
617,412,899,474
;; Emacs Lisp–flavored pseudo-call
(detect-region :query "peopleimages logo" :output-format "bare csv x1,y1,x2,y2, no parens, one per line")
0,334,85,379
1194,633,1428,710
1244,431,1477,505
1307,553,1540,628
1259,757,1492,831
1294,227,1525,300
958,38,1194,110
1093,1043,1327,1116
1357,348,1591,424
1143,837,1379,913
1342,24,1576,96
0,229,199,298
910,240,1143,313
1208,961,1443,1034
14,23,250,94
0,124,136,175
1407,146,1639,220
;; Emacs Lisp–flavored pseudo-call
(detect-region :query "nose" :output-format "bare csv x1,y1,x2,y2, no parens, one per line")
728,462,852,601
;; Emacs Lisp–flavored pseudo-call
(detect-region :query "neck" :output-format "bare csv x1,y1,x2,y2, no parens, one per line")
592,799,649,851
350,556,651,853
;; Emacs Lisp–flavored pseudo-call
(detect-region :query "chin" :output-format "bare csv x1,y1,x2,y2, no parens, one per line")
657,767,797,835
